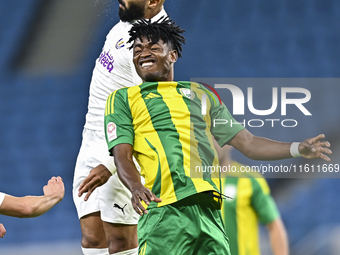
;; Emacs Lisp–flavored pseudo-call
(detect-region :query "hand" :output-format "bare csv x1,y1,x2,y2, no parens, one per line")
0,223,6,238
78,164,112,201
299,134,332,161
131,184,162,216
43,176,65,203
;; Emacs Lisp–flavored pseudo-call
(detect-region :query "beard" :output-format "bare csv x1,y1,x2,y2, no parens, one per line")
119,1,145,22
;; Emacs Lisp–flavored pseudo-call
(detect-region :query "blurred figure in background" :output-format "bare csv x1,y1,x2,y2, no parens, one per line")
215,142,289,255
74,0,167,254
0,176,65,238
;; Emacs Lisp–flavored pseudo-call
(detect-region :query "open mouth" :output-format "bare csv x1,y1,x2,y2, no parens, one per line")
140,59,156,69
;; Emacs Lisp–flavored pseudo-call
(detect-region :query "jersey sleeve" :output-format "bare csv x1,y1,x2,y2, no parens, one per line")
251,178,280,225
209,99,245,147
104,89,134,155
0,192,6,206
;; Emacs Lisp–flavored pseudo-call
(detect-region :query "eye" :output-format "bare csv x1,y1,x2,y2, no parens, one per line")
134,49,142,55
151,46,161,51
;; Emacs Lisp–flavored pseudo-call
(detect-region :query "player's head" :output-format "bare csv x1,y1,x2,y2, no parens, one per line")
118,0,165,22
128,16,185,82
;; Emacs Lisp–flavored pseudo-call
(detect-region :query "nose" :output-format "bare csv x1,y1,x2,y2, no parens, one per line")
140,48,152,58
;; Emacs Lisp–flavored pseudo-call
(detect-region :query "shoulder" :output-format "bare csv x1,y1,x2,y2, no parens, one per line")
107,21,132,38
104,21,133,53
109,86,130,98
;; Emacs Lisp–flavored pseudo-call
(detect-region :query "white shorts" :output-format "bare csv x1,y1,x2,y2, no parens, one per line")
72,128,139,224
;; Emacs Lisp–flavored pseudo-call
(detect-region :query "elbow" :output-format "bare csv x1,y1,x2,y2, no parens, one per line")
17,204,35,218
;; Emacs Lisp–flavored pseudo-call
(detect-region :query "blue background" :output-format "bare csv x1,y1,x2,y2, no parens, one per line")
0,0,339,254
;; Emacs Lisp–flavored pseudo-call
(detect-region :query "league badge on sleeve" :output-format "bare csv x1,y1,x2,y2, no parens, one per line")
107,122,117,142
115,38,125,49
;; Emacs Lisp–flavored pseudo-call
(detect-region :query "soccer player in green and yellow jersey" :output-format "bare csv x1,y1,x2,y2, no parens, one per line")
82,17,331,255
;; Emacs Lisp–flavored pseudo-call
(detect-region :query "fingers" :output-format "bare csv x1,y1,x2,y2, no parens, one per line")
320,145,332,155
318,146,332,162
78,168,111,200
78,175,103,201
301,134,332,161
319,153,331,162
0,224,6,238
319,141,331,148
78,177,90,196
131,189,162,216
308,134,326,144
84,189,93,202
56,176,63,182
48,176,63,185
83,182,101,201
312,139,332,157
132,196,148,216
152,196,162,203
78,175,97,197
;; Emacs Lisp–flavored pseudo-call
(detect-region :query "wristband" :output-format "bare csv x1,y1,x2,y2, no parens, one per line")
290,142,301,158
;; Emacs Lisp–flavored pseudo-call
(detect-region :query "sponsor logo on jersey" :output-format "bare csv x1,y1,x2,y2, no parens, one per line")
107,122,117,142
145,93,161,100
115,38,125,49
98,49,114,73
179,88,195,100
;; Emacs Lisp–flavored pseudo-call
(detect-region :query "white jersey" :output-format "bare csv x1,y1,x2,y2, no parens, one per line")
0,192,5,206
84,8,167,131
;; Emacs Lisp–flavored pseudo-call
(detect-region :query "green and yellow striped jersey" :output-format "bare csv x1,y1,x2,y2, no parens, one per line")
221,162,280,255
105,81,244,208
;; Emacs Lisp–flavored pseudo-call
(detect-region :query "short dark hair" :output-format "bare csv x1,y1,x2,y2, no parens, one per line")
128,16,185,58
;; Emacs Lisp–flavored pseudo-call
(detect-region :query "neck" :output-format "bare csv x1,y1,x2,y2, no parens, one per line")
142,68,174,83
144,5,163,19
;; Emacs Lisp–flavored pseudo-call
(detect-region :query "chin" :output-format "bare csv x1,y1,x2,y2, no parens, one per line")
143,72,163,82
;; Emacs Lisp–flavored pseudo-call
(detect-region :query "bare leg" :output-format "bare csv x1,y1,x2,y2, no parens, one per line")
80,212,108,249
102,222,138,254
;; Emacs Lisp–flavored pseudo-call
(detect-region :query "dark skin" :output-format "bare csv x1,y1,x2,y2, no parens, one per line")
79,37,332,216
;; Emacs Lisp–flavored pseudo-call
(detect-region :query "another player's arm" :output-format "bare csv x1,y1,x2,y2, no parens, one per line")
229,129,331,161
0,177,64,218
78,164,112,201
112,144,161,216
267,218,289,255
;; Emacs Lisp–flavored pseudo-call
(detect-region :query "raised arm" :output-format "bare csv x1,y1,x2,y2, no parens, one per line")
0,176,64,218
229,129,331,161
113,143,161,215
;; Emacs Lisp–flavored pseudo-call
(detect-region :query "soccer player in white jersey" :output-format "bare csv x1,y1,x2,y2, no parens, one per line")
73,1,166,254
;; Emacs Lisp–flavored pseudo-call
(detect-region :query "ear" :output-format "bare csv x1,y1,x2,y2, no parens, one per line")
170,50,178,64
148,0,162,8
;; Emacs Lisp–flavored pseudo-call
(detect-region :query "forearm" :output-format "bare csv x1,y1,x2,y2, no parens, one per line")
113,146,143,192
0,195,62,218
243,136,291,161
113,144,161,215
24,195,62,217
230,130,292,161
267,218,289,255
